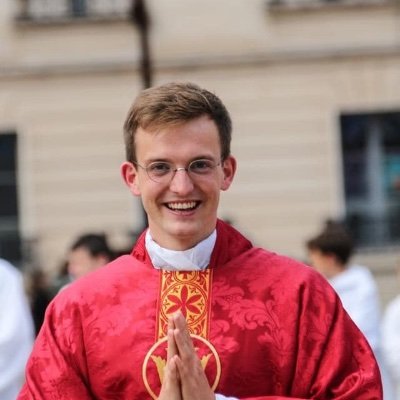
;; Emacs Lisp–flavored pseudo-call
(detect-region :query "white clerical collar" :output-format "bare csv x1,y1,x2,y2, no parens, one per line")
145,229,217,271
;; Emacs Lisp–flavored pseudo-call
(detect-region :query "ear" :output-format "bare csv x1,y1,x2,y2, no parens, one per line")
120,161,141,197
220,156,237,191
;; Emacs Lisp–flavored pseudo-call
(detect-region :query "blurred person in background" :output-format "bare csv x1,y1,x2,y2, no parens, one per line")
66,233,115,282
25,268,52,336
382,263,400,399
306,220,395,400
48,234,116,296
0,257,34,400
47,260,70,298
19,82,382,399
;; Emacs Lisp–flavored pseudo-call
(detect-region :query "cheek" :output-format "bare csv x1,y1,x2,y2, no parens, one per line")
139,183,162,205
313,260,325,273
203,184,222,206
197,180,220,196
133,174,149,196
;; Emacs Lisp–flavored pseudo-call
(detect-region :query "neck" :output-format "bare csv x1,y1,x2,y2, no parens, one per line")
326,263,346,279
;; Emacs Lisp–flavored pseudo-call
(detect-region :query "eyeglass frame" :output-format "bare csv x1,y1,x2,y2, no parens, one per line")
132,158,223,183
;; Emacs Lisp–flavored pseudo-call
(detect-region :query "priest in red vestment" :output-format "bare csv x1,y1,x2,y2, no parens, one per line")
18,82,382,400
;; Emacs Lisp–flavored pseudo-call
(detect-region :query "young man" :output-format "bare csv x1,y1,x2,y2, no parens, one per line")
66,233,115,282
19,82,382,399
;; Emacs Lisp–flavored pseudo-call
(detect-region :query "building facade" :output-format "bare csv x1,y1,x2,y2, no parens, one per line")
1,0,399,304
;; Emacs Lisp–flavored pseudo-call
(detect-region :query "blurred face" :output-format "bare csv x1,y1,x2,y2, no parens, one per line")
67,247,107,280
307,249,337,278
121,116,236,250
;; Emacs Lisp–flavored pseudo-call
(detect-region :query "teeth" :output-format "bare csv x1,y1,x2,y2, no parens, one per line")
167,201,197,210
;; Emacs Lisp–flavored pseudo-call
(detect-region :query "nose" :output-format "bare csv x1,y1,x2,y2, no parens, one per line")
169,168,194,194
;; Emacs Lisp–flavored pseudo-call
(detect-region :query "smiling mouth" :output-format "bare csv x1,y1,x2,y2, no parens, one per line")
165,201,200,211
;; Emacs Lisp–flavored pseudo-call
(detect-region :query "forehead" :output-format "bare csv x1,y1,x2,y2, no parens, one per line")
135,116,221,162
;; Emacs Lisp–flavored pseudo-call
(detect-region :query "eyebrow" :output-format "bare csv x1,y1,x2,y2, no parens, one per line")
144,155,217,164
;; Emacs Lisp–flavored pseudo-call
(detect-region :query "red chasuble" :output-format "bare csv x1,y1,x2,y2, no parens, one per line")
18,220,382,399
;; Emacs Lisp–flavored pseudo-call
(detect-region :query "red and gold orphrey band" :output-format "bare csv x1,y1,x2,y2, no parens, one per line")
142,270,222,399
157,270,212,338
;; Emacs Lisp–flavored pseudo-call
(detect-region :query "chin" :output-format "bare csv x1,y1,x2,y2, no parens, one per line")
167,221,206,241
169,225,200,239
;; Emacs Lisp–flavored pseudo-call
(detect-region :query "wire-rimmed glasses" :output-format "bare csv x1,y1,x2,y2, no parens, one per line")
133,159,222,183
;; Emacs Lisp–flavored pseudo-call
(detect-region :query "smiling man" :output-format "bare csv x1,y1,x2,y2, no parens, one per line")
121,113,232,251
19,82,382,399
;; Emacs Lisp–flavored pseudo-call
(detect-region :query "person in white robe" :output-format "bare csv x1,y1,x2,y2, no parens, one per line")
306,220,396,400
382,264,400,400
0,258,35,400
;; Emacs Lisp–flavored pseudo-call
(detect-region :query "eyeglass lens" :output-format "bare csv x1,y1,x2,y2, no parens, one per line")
145,159,220,182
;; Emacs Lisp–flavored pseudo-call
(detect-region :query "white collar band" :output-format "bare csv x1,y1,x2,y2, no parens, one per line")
145,229,217,271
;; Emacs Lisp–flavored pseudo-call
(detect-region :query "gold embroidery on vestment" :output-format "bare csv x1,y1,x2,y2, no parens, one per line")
142,269,222,399
142,335,221,400
157,270,212,339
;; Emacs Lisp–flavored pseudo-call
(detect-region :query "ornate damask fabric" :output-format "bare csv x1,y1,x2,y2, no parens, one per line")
18,220,382,399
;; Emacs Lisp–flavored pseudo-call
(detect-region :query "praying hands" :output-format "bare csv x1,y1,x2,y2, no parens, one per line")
158,311,215,400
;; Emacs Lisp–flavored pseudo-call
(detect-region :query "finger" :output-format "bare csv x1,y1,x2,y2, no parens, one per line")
158,355,182,400
167,315,178,360
168,314,175,330
169,355,180,382
165,356,182,382
172,310,186,330
173,314,196,357
167,327,179,362
174,353,213,400
173,327,195,358
173,312,193,345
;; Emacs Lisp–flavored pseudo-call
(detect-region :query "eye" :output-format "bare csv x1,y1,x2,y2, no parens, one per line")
147,162,172,176
189,159,214,174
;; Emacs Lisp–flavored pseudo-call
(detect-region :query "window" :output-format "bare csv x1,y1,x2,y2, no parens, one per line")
0,133,22,266
265,0,389,12
340,112,400,247
16,0,131,22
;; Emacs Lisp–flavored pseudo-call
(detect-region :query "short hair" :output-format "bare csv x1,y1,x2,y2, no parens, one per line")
123,82,232,163
70,233,114,261
306,220,354,265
